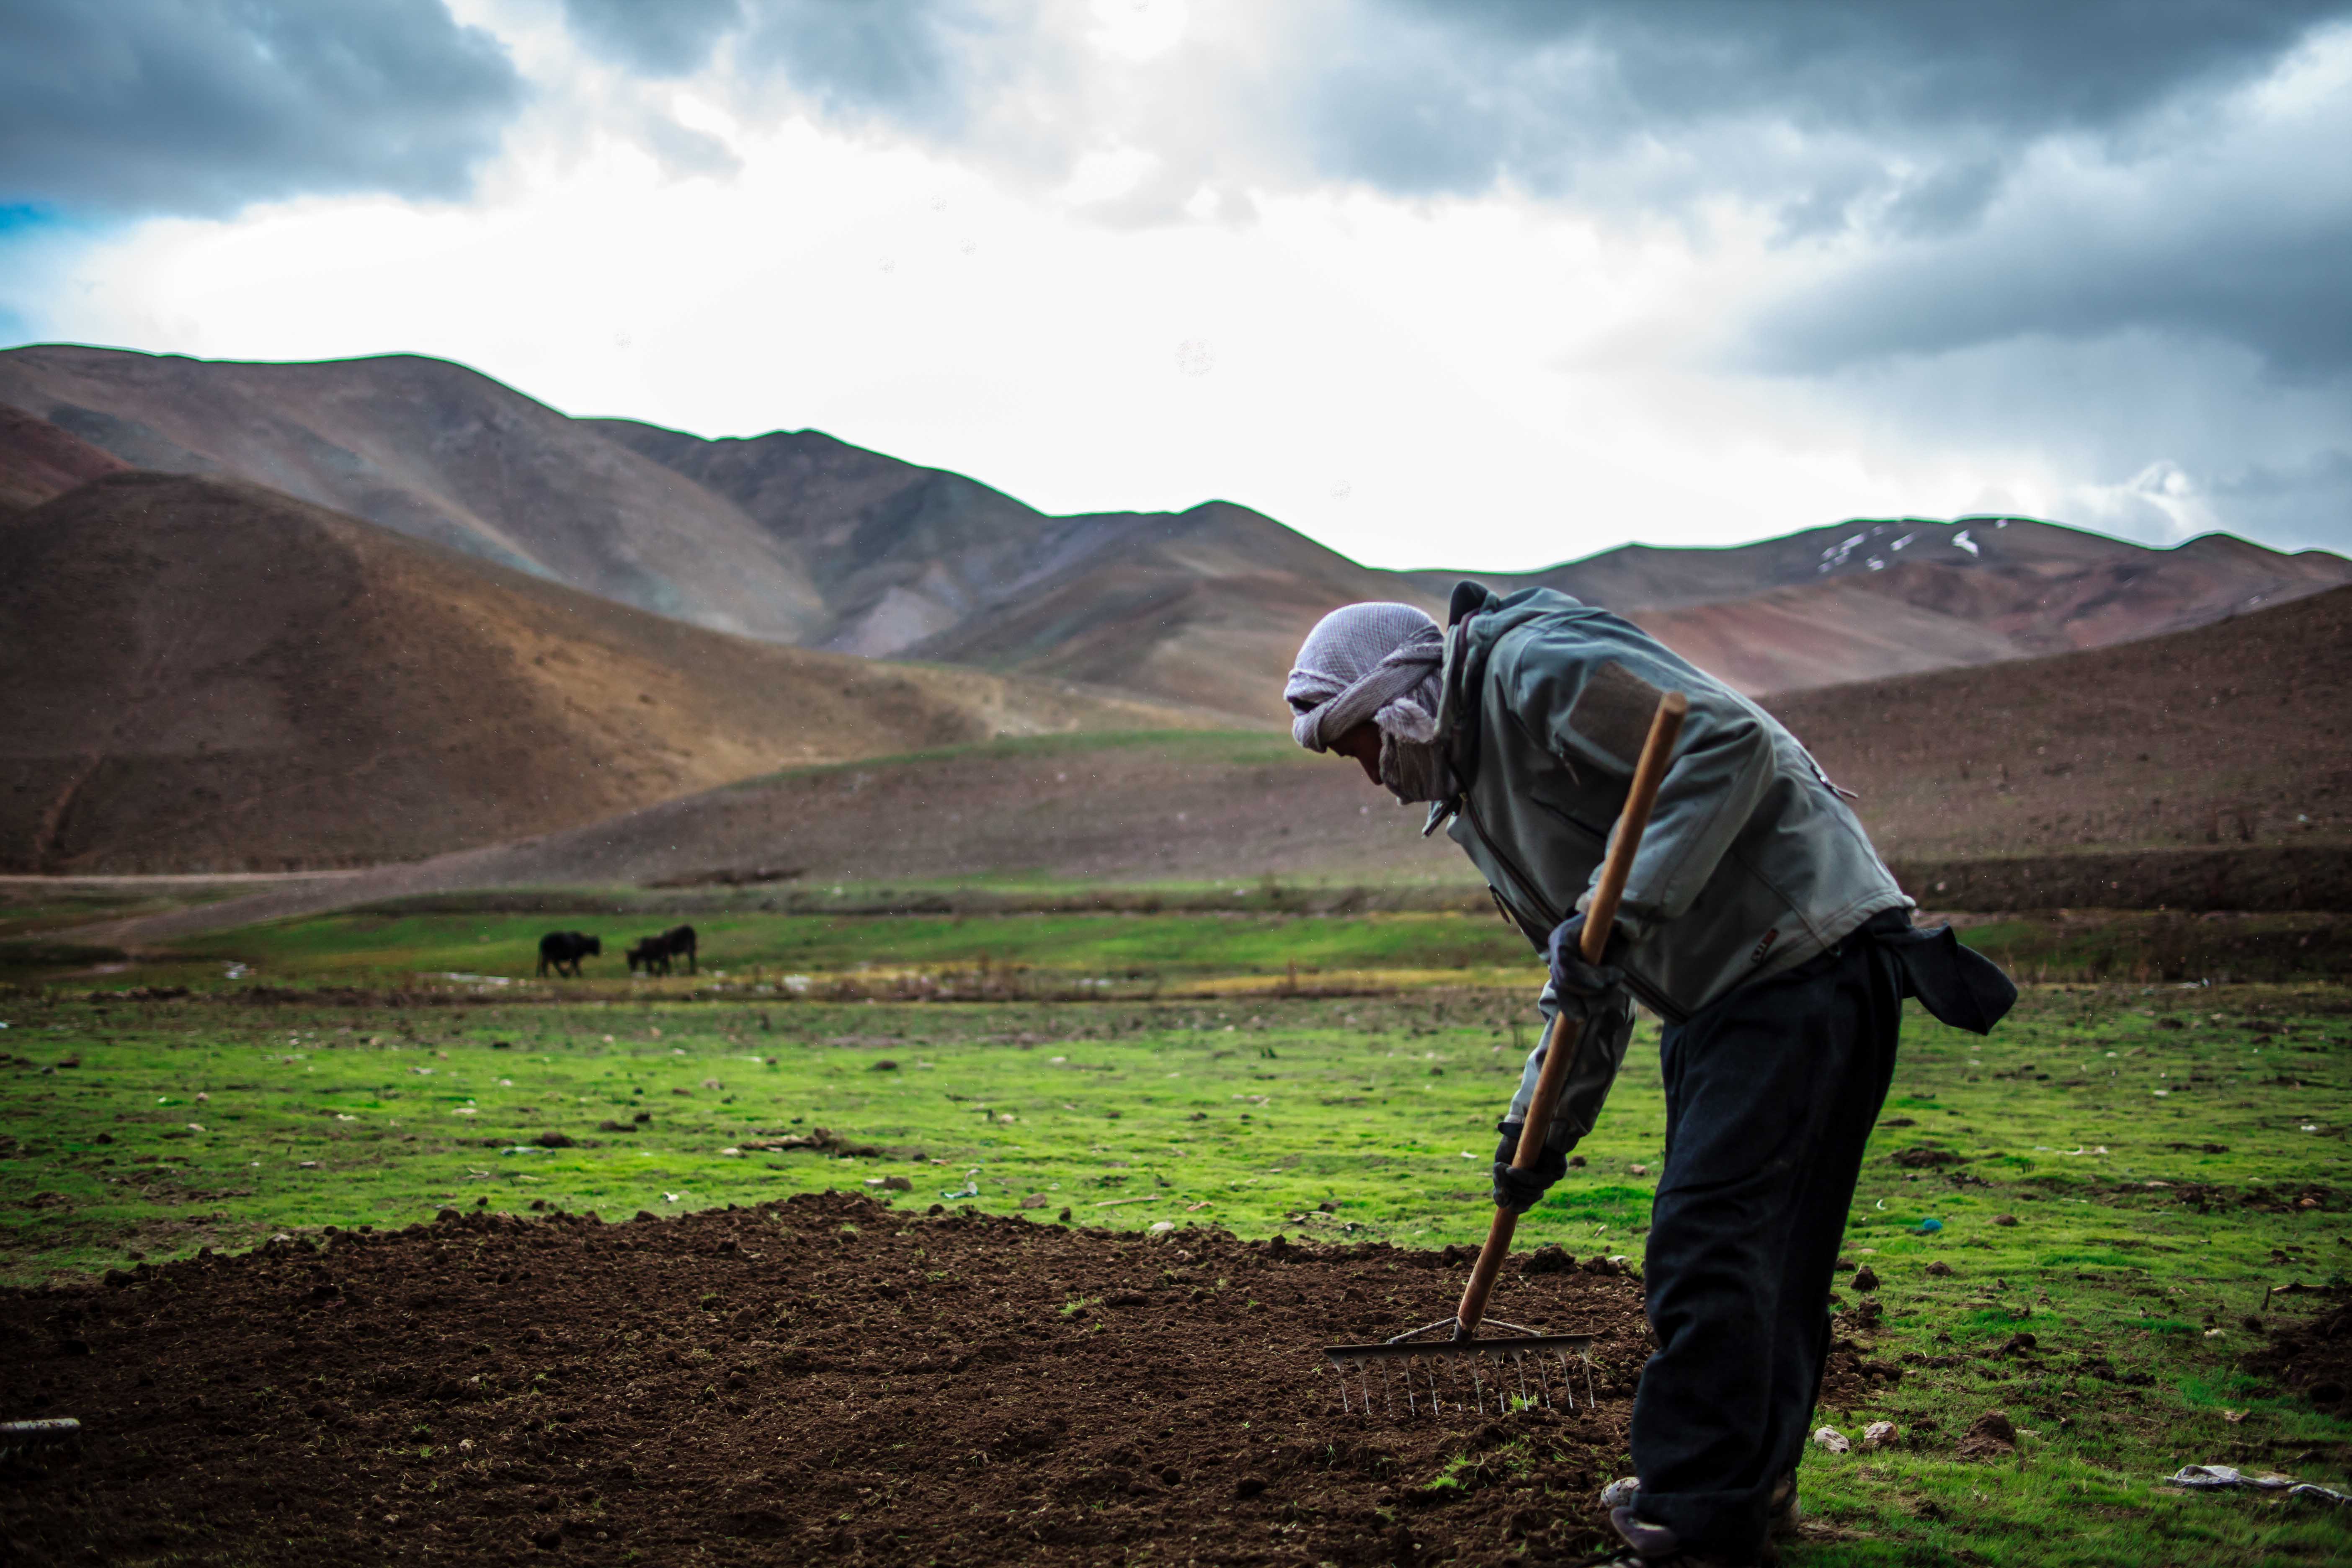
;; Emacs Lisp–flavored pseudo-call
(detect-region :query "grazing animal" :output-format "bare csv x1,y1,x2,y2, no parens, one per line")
536,931,601,978
627,925,698,976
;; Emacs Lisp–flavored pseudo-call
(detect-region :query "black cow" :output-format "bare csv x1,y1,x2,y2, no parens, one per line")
626,924,697,976
536,931,601,978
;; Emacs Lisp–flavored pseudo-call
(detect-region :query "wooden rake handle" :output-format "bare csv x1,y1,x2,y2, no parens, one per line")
1452,689,1688,1340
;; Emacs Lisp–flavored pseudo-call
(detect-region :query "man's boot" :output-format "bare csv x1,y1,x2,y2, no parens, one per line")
1602,1506,1758,1568
1590,1475,1795,1563
1767,1472,1802,1536
1598,1475,1796,1533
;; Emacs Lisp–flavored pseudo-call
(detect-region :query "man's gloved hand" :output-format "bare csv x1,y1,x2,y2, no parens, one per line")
1492,1121,1568,1214
1546,915,1627,1019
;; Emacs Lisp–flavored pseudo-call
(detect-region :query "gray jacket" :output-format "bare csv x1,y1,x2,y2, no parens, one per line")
1429,584,1912,1148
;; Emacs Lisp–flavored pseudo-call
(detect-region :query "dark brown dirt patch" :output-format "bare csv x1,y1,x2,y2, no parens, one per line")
2244,1305,2352,1409
0,1192,1654,1566
1815,1304,1903,1416
1955,1410,2018,1460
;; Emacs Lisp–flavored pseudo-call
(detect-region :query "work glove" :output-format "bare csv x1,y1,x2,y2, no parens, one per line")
1492,1121,1568,1214
1546,914,1628,1022
1492,916,1632,1215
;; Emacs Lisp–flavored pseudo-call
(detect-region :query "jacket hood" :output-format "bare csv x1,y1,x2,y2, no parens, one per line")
1434,580,1598,794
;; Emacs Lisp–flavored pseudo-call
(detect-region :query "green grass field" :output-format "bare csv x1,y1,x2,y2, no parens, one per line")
0,905,1545,995
9,897,2341,997
4,921,2349,1563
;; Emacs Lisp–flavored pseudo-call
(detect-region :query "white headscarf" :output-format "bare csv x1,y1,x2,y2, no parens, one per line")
1284,603,1453,801
1285,603,1444,750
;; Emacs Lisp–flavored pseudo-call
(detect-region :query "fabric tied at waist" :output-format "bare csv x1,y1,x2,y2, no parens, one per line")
1860,910,2017,1036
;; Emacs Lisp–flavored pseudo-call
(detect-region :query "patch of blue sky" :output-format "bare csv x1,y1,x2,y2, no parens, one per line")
0,202,103,344
0,209,69,346
0,203,59,236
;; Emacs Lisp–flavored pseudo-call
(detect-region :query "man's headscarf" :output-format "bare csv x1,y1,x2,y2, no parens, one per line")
1285,602,1453,802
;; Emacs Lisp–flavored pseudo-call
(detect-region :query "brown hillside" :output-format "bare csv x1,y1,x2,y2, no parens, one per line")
359,734,1462,895
16,349,2342,713
1425,516,2350,694
1632,575,2026,694
1766,584,2352,860
85,580,2349,942
597,419,1447,716
459,581,2349,884
0,402,126,515
63,733,1472,948
1426,516,2349,639
619,404,2345,703
0,346,830,641
0,472,1217,874
903,502,1447,722
588,418,1124,659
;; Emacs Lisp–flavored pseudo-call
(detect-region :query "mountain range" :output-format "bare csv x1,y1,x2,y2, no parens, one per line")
1430,515,2349,691
64,580,2352,948
3,342,2348,875
0,345,1434,723
0,466,1211,873
8,345,2344,720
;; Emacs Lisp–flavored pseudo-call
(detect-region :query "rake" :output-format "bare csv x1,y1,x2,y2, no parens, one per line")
1326,688,1688,1417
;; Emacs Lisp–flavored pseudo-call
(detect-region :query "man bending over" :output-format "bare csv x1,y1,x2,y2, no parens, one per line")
1286,585,2012,1568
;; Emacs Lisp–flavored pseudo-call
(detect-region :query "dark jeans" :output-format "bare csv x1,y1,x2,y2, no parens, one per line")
1629,923,1904,1558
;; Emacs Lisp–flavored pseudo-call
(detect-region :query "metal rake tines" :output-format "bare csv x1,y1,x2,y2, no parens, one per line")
0,1418,81,1461
1323,1334,1597,1417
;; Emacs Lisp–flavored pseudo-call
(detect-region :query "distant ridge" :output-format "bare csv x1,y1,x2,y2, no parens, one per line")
5,345,2344,715
0,346,835,642
1769,580,2352,861
0,402,127,516
68,578,2352,945
1416,513,2349,624
1416,515,2352,693
585,416,1117,659
589,420,1443,722
0,470,1220,874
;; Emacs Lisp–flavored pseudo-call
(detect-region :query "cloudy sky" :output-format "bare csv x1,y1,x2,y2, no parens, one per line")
4,0,2348,568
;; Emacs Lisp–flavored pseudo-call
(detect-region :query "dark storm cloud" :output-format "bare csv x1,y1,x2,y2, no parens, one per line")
602,1,2349,384
1748,203,2352,380
560,0,1000,133
736,0,980,129
0,0,521,219
1369,1,2345,147
1300,2,2351,215
562,0,745,78
2210,450,2352,552
1739,75,2352,379
1277,3,2352,379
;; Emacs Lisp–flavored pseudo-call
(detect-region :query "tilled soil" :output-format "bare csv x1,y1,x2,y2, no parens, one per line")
0,1193,1655,1566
